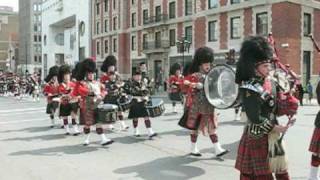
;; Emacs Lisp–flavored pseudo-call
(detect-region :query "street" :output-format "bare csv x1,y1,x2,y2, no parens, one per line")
0,96,316,180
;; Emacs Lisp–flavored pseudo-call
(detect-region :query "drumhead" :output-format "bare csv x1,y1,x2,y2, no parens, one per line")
97,103,118,110
146,98,164,107
204,64,239,109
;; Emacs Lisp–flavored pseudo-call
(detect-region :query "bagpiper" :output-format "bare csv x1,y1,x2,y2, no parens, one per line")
57,65,81,135
100,55,129,131
235,36,290,180
72,58,114,146
168,63,184,113
180,47,229,158
43,66,60,128
126,69,157,139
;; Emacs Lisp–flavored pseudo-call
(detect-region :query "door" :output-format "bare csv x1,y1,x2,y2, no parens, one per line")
303,51,311,86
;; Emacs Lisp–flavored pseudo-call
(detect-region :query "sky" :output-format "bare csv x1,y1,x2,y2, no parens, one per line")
0,0,19,12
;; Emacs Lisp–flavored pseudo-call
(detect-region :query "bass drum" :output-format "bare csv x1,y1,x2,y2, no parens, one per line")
204,64,239,109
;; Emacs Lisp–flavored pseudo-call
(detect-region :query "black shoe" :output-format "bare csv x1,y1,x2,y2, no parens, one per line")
60,125,64,129
135,134,141,137
65,132,70,135
216,150,230,157
190,152,202,157
50,125,54,128
73,132,80,136
149,133,158,139
101,140,114,146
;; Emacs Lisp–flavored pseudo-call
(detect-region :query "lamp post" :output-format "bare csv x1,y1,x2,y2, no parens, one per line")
176,36,191,67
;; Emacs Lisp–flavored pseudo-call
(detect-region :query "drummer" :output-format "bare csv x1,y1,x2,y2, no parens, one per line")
127,69,157,139
182,47,229,157
168,63,184,113
43,66,60,128
58,65,81,135
72,58,113,146
100,55,129,131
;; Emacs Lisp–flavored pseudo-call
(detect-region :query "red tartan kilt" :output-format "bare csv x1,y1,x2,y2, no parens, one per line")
309,128,320,154
235,131,271,175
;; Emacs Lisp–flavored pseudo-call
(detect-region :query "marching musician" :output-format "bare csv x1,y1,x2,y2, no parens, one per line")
30,72,40,101
127,69,157,139
58,65,81,136
235,36,290,179
43,66,60,128
100,55,129,131
168,63,184,113
139,62,154,94
72,58,114,146
182,47,229,157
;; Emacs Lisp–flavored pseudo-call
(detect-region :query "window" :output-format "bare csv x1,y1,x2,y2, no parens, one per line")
34,35,37,42
131,36,137,51
155,6,161,22
256,12,268,35
169,29,176,46
104,40,108,53
155,32,161,48
38,25,41,32
96,22,100,34
38,35,42,42
230,0,240,4
96,41,100,55
113,17,117,30
44,35,47,46
34,56,38,62
39,56,42,63
34,24,38,32
208,20,217,41
104,19,108,32
143,34,148,49
113,0,116,9
143,9,148,24
96,2,100,15
33,3,37,11
185,0,192,16
185,26,192,43
304,13,312,36
230,17,241,39
208,0,218,9
132,0,136,5
132,13,136,27
169,2,176,19
113,38,117,52
104,0,108,12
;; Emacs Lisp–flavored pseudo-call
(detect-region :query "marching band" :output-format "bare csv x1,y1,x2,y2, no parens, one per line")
4,34,316,180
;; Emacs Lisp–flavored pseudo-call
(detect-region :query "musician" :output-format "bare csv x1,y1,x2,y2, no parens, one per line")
29,72,40,101
43,66,60,128
58,65,80,135
139,62,154,94
182,47,229,157
235,36,290,179
100,55,129,131
168,63,184,113
72,58,113,146
127,69,157,138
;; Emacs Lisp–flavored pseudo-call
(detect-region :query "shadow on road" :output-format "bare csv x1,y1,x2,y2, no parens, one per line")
1,133,67,142
114,155,205,180
0,126,53,134
201,140,240,161
9,144,102,156
218,120,246,127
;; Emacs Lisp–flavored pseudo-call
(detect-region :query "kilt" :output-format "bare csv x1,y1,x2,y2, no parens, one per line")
309,128,320,154
70,102,79,113
79,96,96,126
59,103,71,117
169,92,183,102
186,111,217,135
128,101,149,119
46,102,59,114
235,131,271,175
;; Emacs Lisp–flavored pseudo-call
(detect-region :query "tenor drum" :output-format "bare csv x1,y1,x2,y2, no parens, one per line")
95,104,118,124
204,64,239,109
146,98,165,117
117,95,133,111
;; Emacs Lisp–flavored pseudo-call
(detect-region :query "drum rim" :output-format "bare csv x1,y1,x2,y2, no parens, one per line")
204,64,239,109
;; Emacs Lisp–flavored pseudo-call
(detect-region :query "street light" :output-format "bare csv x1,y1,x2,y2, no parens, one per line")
176,36,191,67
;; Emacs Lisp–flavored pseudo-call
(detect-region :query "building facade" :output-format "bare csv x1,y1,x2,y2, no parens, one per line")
18,0,42,75
0,6,19,72
91,0,320,86
41,0,92,78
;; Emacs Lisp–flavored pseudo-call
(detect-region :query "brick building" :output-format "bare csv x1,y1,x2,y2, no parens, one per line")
92,0,320,85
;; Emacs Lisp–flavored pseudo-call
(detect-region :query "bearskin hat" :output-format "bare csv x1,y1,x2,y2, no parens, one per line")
101,55,117,72
76,58,96,81
189,47,214,73
170,63,182,75
45,65,59,83
132,68,141,76
58,65,71,83
235,36,273,84
71,62,80,80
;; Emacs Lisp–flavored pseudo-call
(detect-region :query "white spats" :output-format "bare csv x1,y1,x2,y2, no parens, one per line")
83,134,91,146
213,142,229,157
309,166,320,180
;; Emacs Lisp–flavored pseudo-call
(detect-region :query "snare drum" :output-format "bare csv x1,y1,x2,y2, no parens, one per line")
95,104,118,124
146,98,165,117
117,95,133,111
